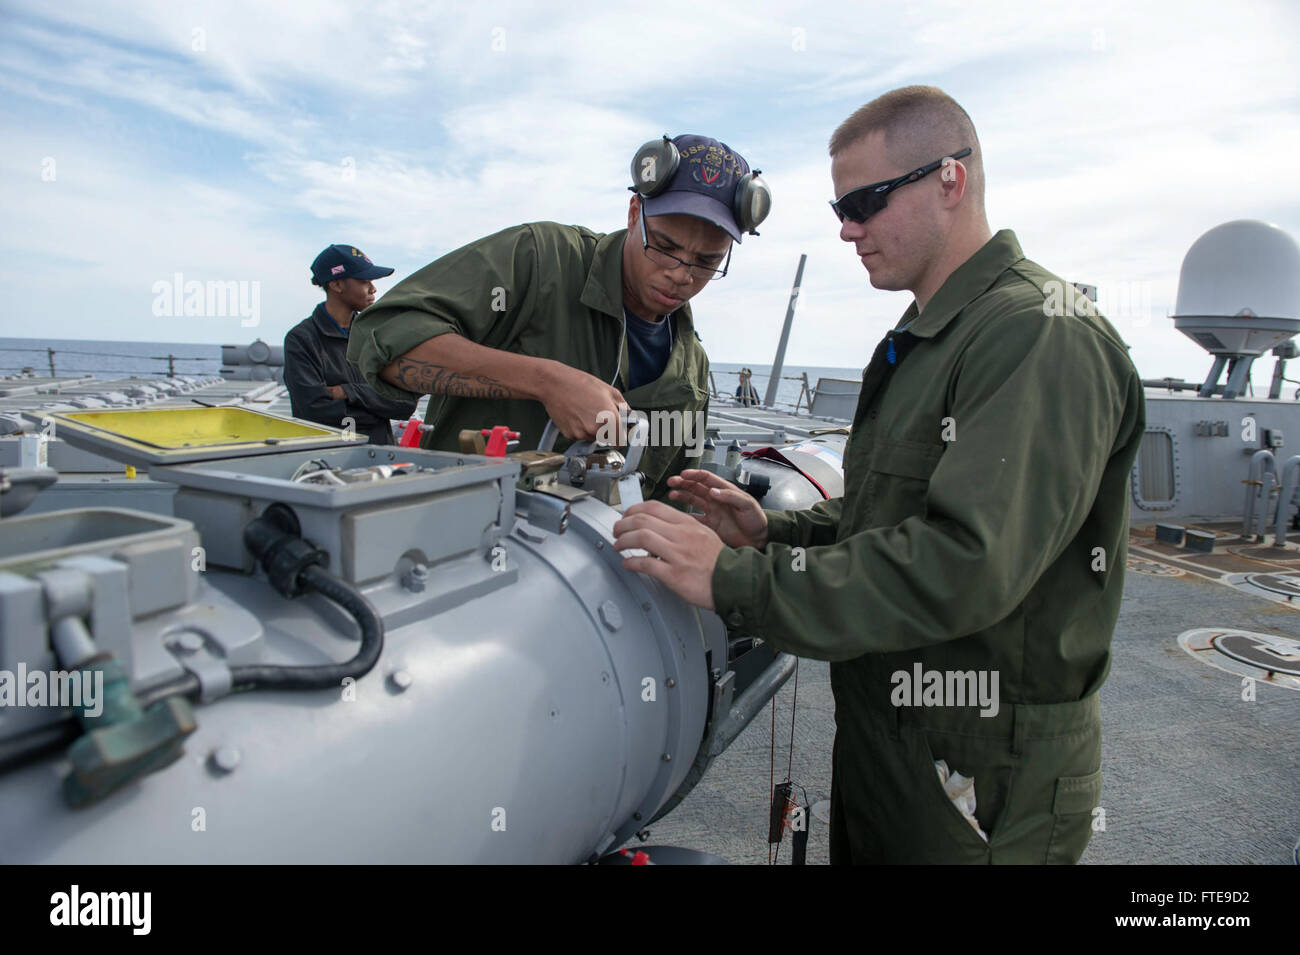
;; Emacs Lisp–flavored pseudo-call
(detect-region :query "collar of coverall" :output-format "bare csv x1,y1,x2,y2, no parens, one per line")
581,226,699,343
894,229,1025,339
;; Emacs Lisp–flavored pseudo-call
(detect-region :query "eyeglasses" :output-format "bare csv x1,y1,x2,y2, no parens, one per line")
829,147,972,224
639,211,732,281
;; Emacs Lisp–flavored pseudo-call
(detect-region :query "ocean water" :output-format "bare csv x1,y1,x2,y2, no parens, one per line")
0,337,222,380
0,337,859,411
709,362,862,410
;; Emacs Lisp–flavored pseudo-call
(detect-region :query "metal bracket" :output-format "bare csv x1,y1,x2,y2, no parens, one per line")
519,488,584,535
562,411,649,479
167,633,233,703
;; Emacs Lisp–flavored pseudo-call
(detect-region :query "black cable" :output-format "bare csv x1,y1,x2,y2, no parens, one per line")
226,563,383,690
139,512,385,704
131,672,199,709
0,720,81,775
3,515,386,771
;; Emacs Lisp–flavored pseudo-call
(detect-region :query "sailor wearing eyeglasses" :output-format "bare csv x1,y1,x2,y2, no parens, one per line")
614,87,1145,864
347,134,770,503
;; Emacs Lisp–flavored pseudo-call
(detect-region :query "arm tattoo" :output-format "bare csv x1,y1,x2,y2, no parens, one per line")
391,358,514,399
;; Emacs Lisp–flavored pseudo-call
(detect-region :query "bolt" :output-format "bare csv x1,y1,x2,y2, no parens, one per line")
209,746,241,773
595,539,604,550
176,631,204,653
599,601,622,632
404,564,428,593
665,678,676,689
389,669,413,692
661,753,672,762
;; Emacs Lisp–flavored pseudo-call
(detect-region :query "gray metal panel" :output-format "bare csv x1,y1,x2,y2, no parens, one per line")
340,486,501,583
0,507,196,574
151,445,515,510
0,440,128,472
809,377,861,421
1136,394,1300,522
18,478,177,518
172,488,258,571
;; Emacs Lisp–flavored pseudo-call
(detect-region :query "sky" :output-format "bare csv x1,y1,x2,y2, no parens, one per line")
0,0,1297,385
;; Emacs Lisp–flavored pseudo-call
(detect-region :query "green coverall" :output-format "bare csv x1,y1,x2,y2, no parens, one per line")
712,231,1146,863
347,221,712,502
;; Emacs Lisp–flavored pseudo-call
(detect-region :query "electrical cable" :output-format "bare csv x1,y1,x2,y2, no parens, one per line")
138,509,385,707
769,657,801,865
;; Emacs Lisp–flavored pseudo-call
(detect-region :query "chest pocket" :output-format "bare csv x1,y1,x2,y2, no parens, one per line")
864,437,945,527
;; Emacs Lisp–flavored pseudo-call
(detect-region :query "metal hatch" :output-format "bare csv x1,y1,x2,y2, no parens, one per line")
27,406,361,467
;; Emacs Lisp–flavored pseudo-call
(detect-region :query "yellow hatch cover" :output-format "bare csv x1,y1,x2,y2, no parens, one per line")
44,406,359,466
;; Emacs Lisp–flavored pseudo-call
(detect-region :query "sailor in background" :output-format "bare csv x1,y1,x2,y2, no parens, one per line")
734,367,760,405
283,245,417,445
347,135,771,502
614,86,1145,863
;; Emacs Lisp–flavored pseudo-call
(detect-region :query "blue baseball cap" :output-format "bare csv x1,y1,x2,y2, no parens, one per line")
310,244,395,286
642,135,755,242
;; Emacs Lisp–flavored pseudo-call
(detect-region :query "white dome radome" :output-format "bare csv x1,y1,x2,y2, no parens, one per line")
1173,220,1300,359
1174,219,1300,321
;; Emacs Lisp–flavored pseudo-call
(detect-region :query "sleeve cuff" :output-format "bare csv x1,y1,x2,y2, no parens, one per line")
712,544,767,632
762,508,799,547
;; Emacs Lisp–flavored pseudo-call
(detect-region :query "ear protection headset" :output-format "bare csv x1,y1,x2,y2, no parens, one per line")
629,135,772,236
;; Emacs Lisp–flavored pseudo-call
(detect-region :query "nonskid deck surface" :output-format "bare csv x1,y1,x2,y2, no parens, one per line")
648,533,1300,864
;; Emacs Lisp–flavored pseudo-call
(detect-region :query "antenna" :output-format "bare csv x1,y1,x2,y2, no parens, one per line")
764,254,807,408
1172,220,1300,399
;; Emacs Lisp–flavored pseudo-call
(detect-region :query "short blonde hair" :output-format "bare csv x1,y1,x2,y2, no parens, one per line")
830,86,983,203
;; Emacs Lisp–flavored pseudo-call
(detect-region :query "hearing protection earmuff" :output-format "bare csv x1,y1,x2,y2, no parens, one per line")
629,135,772,236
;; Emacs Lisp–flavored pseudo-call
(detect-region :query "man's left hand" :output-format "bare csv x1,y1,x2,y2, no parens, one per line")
613,500,724,610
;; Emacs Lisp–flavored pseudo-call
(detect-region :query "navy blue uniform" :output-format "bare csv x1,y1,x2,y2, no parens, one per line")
284,304,417,445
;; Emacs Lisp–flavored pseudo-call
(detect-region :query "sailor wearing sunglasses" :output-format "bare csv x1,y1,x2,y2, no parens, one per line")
615,85,1145,865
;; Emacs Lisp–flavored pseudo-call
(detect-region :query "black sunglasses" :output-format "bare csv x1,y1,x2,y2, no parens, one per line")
829,147,972,224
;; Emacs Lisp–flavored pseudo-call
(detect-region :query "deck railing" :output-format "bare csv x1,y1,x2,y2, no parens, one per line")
0,346,222,379
709,369,815,413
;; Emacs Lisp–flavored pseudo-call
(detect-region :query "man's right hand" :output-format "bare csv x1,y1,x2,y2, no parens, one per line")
541,362,628,441
327,384,347,399
666,469,769,550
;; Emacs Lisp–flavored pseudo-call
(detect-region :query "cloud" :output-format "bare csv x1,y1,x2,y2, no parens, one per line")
0,0,1296,390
